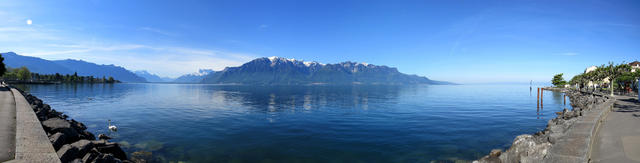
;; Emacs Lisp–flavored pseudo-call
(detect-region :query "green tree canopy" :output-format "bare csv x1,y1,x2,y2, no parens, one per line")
552,73,567,87
0,54,6,77
16,67,31,81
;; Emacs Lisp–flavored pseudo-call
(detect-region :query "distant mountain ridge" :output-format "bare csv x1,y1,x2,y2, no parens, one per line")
134,70,173,82
200,56,451,85
173,69,214,83
1,52,147,82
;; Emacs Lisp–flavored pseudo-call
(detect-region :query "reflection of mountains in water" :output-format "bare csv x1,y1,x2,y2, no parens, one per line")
210,85,416,112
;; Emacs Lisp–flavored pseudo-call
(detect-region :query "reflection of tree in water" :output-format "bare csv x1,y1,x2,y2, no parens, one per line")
211,85,407,113
551,91,564,105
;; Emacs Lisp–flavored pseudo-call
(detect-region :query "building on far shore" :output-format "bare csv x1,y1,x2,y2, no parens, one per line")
629,61,640,72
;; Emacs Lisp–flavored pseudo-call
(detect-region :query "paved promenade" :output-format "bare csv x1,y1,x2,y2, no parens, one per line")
592,95,640,163
0,85,60,163
0,86,16,162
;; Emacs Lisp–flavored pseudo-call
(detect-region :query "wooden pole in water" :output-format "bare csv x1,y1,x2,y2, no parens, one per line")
537,88,540,108
541,88,543,108
564,94,566,105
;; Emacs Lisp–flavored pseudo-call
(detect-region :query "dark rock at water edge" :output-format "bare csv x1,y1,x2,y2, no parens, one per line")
96,142,128,160
50,132,67,150
57,144,79,163
98,134,112,140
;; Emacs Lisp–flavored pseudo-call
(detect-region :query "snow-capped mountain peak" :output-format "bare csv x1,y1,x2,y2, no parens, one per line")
265,56,324,67
190,69,214,76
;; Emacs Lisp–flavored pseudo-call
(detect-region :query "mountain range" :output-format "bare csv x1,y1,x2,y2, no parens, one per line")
200,57,451,85
173,69,214,83
2,52,146,82
1,52,451,85
134,70,173,82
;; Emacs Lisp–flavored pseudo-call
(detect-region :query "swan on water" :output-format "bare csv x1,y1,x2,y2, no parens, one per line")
108,119,118,131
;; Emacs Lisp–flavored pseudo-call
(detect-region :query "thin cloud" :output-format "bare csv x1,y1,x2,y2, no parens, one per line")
24,44,147,56
558,52,579,56
0,27,34,32
138,27,178,36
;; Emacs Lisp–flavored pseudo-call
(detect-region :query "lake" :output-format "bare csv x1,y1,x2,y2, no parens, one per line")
16,83,569,162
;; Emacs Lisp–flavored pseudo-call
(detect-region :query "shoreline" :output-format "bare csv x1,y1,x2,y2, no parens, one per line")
11,86,132,163
474,87,615,162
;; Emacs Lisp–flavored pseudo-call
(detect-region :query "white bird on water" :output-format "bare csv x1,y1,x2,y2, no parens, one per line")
108,119,118,132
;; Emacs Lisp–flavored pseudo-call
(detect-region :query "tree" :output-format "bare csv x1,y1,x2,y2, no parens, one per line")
0,54,6,77
616,73,635,93
16,66,31,81
552,73,567,87
569,74,585,90
600,62,631,95
107,76,115,83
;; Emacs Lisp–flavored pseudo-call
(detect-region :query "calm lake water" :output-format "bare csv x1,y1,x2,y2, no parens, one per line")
17,83,569,162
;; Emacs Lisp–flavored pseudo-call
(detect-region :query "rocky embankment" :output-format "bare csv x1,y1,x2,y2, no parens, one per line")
474,89,611,163
15,88,130,163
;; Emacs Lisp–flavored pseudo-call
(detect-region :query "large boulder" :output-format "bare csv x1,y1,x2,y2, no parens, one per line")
93,153,123,163
98,134,112,140
70,119,87,130
82,149,100,163
49,132,67,150
498,135,551,163
81,130,96,140
57,144,79,162
42,118,81,142
96,142,128,160
71,140,94,157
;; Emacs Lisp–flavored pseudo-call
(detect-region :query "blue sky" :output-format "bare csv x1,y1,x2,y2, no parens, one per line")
0,0,638,83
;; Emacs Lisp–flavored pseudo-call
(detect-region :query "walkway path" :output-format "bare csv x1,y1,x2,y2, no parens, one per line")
592,95,640,163
0,85,16,162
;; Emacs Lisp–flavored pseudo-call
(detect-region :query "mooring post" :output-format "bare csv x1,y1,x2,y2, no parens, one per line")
541,88,543,108
537,88,540,108
564,94,566,105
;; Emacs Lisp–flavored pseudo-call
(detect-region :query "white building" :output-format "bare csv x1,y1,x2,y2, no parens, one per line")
584,66,598,88
629,61,640,72
585,65,598,73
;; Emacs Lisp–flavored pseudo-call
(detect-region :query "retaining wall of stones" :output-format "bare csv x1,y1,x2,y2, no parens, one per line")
474,89,614,163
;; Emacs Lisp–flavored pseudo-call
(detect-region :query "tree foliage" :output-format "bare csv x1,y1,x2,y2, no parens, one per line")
551,73,567,87
1,67,119,83
567,62,639,94
0,54,6,77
